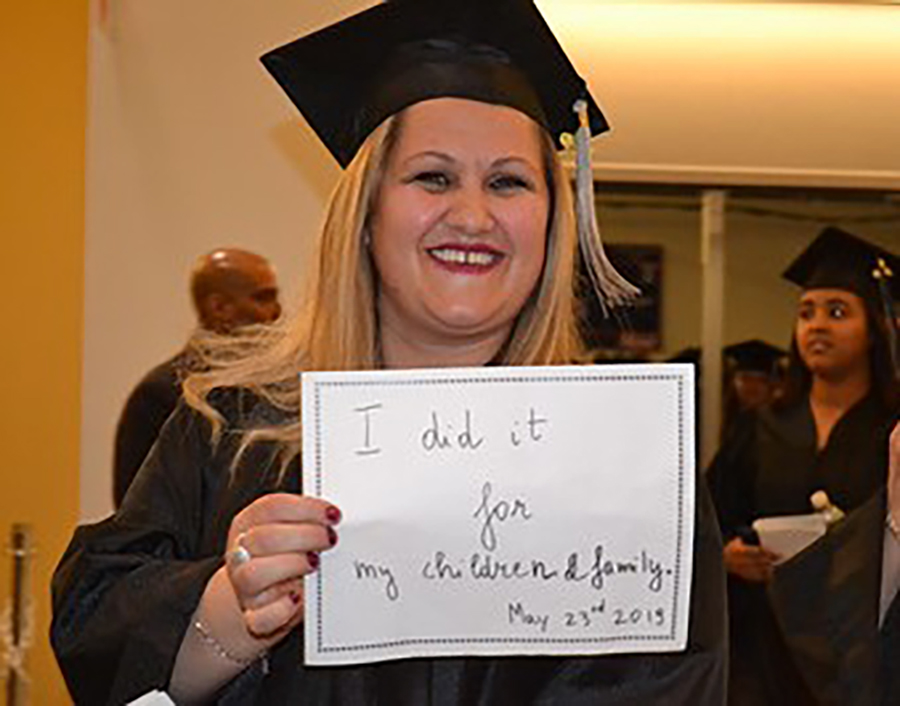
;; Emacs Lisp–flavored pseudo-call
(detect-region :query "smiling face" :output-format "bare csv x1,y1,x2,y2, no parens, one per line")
795,288,871,380
369,97,550,367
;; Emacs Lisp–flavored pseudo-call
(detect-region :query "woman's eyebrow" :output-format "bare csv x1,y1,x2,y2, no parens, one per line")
399,152,539,174
799,294,851,304
401,150,456,166
490,156,536,170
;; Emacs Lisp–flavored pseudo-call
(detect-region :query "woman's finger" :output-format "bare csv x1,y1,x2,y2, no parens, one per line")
760,548,781,563
239,522,337,559
230,552,318,601
232,494,341,539
241,577,304,612
244,591,305,638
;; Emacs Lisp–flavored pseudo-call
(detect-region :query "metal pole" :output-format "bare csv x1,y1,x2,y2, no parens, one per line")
6,524,30,706
700,190,727,471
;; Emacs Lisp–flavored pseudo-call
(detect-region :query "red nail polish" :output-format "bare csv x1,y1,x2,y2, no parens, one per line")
325,505,342,525
307,551,320,570
327,526,338,547
290,591,302,605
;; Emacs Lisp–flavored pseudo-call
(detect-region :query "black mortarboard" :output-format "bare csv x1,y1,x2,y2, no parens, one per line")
260,0,609,168
724,340,787,375
782,226,900,308
666,347,701,367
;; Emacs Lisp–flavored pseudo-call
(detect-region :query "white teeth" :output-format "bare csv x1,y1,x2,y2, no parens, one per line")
431,248,467,264
430,248,498,266
466,251,495,266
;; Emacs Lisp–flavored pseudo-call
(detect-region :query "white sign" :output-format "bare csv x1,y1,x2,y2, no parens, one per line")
301,364,695,666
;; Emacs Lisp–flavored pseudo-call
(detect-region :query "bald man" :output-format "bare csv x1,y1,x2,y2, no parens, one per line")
113,248,281,507
190,248,281,333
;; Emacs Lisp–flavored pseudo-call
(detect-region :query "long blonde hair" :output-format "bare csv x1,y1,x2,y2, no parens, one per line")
183,110,586,470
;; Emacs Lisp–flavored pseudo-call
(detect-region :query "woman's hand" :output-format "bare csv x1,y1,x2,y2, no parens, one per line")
170,493,341,702
225,493,341,638
723,537,780,583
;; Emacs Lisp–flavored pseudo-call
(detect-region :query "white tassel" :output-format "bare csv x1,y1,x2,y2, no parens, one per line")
573,99,640,314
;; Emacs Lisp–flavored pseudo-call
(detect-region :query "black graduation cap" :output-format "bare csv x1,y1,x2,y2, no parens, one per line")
666,347,701,367
723,340,787,375
260,0,609,168
782,226,900,308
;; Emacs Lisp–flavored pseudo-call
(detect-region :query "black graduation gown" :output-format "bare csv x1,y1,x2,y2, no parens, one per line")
707,394,892,706
53,392,728,706
113,350,194,507
766,489,899,706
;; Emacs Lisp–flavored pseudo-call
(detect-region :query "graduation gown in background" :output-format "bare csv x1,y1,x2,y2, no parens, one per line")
113,348,201,506
768,489,898,706
707,393,893,706
52,391,728,706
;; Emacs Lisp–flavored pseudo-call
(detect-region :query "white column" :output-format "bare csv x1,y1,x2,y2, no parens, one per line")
700,190,727,470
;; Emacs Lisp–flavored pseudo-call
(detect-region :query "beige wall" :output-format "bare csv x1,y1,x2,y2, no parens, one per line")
81,0,371,521
0,1,87,703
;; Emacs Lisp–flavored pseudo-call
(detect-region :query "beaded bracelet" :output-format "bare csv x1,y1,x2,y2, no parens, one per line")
193,618,267,669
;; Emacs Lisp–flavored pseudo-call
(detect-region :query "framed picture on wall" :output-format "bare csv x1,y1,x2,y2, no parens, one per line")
578,244,663,358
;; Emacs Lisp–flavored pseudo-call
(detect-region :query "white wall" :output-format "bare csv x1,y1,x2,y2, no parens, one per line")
82,1,900,520
81,0,371,521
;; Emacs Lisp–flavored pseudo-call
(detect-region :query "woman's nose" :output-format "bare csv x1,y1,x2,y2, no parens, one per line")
806,310,829,330
444,186,494,235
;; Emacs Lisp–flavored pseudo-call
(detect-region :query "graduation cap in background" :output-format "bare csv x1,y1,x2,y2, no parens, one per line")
260,0,639,309
783,225,899,373
667,347,701,367
724,340,787,376
783,226,899,308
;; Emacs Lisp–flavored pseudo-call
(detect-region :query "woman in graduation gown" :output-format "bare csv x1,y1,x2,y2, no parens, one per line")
720,340,787,441
51,1,728,704
707,227,899,705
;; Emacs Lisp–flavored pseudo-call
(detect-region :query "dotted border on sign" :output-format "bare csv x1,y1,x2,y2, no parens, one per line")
311,372,689,653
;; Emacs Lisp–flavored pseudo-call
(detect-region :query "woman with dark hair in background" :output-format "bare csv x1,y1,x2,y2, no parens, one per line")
708,226,899,705
720,340,787,441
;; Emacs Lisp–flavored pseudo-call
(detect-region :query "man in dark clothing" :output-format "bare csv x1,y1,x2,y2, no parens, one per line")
112,248,282,506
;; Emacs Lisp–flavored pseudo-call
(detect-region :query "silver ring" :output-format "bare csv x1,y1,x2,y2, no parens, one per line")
228,532,252,568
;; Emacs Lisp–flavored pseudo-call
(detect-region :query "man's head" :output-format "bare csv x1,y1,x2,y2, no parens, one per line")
191,248,282,333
